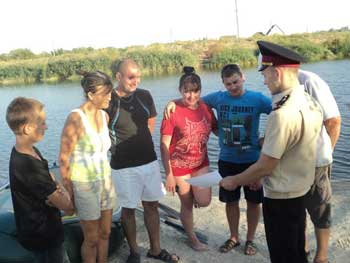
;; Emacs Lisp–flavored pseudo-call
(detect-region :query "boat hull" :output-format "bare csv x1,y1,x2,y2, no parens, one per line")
0,186,124,263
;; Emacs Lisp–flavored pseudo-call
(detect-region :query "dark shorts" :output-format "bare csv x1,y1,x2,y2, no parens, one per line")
305,165,332,229
218,160,263,204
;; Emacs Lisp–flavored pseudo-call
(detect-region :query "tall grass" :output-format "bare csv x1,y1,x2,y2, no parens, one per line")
0,29,349,85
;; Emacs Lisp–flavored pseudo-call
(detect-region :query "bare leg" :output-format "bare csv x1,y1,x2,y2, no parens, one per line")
314,228,330,262
142,201,161,255
246,201,260,241
121,207,139,255
80,220,99,263
226,201,240,242
191,166,211,208
97,209,113,263
175,175,208,251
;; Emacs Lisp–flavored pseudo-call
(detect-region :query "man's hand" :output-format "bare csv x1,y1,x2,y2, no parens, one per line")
163,101,176,119
219,176,239,191
248,180,262,191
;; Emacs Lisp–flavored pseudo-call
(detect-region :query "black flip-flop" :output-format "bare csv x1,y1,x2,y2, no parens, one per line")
147,249,180,263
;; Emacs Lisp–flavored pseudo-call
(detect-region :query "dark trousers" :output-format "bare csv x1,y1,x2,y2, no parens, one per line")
263,196,308,263
32,244,63,263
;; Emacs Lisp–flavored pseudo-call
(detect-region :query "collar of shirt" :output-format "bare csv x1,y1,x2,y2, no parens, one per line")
272,85,305,109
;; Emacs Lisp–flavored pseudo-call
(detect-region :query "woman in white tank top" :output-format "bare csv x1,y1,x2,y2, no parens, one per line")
59,71,116,263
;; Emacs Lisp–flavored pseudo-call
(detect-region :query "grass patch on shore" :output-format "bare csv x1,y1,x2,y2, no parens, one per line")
1,28,349,85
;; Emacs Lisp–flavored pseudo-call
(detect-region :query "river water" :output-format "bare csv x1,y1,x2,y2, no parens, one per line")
1,60,349,185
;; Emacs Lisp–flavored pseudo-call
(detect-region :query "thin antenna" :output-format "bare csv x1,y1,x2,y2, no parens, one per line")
235,0,240,38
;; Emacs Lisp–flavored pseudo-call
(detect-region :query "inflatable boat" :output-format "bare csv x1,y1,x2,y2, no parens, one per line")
0,165,125,263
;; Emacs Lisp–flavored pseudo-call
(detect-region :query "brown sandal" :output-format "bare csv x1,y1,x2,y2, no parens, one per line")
219,239,240,253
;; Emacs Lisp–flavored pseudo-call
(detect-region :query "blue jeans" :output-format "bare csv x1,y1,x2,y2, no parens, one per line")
32,244,63,263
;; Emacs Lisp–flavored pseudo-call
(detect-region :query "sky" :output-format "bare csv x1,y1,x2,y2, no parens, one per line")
0,0,349,54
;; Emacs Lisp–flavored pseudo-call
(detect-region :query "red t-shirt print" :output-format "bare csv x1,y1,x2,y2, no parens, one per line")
171,117,209,168
161,102,216,176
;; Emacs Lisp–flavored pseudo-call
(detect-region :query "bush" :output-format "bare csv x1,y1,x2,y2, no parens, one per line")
323,35,350,58
112,50,198,77
0,29,349,85
205,48,256,70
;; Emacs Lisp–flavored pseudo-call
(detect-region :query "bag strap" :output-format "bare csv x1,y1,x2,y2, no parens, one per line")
135,94,150,118
110,99,120,138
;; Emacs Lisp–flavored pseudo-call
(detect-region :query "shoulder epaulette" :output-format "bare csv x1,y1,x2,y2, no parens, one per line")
273,95,290,111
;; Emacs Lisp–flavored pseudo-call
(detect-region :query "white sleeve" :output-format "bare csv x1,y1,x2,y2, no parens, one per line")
302,74,340,121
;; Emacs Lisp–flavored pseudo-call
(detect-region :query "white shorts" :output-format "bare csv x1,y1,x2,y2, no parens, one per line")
112,160,166,208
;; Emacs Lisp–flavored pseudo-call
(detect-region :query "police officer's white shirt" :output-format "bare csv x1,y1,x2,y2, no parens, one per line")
299,69,340,167
262,85,323,199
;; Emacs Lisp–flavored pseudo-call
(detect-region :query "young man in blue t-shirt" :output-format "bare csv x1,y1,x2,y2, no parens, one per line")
203,64,271,255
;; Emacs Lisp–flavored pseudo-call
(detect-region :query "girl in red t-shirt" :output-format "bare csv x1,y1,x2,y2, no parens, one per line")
160,66,217,251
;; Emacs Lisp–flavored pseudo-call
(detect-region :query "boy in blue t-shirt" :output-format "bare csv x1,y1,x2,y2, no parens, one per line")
203,64,271,255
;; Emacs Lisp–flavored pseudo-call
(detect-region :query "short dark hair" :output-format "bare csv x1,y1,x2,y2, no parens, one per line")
6,97,44,135
179,66,201,92
221,64,242,79
113,59,140,77
76,70,113,99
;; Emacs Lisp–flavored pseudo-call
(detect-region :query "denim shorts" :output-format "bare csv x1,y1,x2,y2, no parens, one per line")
72,177,117,221
305,165,332,228
218,160,263,204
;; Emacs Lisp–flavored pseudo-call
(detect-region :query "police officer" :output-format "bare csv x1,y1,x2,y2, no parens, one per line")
220,41,323,263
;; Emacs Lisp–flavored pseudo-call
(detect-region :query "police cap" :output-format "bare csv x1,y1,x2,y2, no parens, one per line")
257,40,304,71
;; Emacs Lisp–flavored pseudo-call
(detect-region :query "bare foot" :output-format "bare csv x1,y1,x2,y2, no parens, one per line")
190,241,209,252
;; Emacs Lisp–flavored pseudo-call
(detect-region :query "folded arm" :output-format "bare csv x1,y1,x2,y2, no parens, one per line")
47,186,74,212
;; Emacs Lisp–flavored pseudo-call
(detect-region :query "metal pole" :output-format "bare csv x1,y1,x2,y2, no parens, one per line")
235,0,240,38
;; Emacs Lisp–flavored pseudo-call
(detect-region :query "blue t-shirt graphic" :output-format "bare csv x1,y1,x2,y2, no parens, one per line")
203,89,272,163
